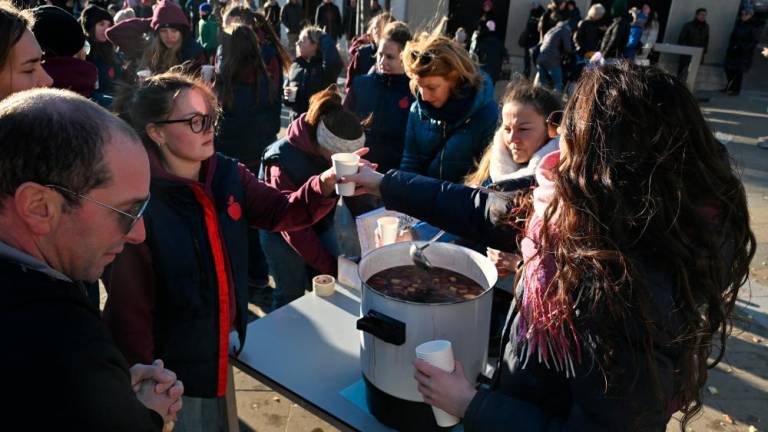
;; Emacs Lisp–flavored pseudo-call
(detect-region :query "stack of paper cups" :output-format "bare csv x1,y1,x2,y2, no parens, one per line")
312,274,335,296
331,153,360,196
415,340,460,427
377,216,399,246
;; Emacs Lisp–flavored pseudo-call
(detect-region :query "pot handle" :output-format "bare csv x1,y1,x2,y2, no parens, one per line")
356,309,406,346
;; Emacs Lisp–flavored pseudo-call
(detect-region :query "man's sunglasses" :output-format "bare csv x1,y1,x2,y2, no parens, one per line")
46,184,150,235
154,113,217,134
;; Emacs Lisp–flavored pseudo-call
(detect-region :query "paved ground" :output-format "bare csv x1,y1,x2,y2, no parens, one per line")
227,54,768,431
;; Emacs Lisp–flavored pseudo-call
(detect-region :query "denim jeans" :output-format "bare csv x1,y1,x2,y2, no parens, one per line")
535,64,564,93
260,227,340,311
174,395,226,432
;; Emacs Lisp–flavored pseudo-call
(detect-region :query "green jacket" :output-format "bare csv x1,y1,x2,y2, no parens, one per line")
198,17,219,54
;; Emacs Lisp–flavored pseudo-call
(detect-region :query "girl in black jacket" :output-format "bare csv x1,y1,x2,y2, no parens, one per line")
345,62,755,431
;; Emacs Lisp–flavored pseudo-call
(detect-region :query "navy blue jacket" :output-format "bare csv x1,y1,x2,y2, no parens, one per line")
344,72,414,174
216,73,281,167
284,33,342,118
379,170,685,431
400,73,499,182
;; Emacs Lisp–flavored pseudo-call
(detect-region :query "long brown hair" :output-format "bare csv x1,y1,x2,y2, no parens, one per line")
142,34,183,74
216,24,274,110
222,5,290,73
0,1,33,70
537,62,754,429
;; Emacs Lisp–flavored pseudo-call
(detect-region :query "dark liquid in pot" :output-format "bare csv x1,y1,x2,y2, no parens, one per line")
366,266,484,303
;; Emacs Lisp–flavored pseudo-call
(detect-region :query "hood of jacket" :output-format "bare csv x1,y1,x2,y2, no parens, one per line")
286,114,324,157
414,71,495,128
151,0,189,31
43,56,98,98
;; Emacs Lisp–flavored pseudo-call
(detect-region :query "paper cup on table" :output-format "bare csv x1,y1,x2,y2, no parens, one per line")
312,274,335,297
377,216,399,246
415,340,460,428
201,64,215,82
136,69,152,81
331,153,360,196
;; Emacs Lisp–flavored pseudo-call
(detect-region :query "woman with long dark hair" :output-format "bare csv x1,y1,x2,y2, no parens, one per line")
215,24,280,168
345,62,755,430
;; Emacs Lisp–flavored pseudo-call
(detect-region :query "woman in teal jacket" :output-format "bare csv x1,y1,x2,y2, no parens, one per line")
399,32,499,182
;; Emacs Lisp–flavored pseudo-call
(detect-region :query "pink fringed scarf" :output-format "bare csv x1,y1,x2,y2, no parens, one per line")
518,150,582,377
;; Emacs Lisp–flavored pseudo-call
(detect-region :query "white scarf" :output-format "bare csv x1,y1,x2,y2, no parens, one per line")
488,131,560,183
316,120,365,154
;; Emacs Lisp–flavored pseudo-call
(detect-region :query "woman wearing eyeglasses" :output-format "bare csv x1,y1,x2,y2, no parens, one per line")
399,32,499,183
105,71,365,429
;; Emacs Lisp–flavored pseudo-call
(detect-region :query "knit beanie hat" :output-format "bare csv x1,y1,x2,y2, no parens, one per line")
199,2,212,15
32,6,86,57
151,0,189,32
80,5,113,35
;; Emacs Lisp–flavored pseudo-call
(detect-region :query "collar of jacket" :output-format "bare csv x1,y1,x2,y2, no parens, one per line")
415,71,495,127
148,150,218,195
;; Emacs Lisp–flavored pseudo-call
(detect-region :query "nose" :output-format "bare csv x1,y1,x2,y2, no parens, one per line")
124,218,147,244
39,68,53,88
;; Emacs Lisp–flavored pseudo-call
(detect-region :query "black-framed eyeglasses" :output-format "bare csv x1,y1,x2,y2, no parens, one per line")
154,113,216,134
409,49,436,66
547,110,564,128
46,184,150,235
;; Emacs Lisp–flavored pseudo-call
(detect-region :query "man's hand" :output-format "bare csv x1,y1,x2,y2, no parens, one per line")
129,359,176,394
130,359,184,421
136,379,180,422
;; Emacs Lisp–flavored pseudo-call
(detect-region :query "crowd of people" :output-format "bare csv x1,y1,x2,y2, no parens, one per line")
0,0,761,430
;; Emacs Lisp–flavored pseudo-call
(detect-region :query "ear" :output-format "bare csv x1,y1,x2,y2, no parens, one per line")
145,123,165,147
13,183,61,236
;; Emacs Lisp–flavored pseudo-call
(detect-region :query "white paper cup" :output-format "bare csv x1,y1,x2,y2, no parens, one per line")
284,85,298,102
136,69,152,81
201,64,215,82
415,340,460,428
312,274,335,297
377,216,399,246
331,153,360,196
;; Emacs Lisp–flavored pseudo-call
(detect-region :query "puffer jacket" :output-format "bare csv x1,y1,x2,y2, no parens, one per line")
600,15,630,59
216,69,282,168
399,72,499,182
537,20,573,69
284,33,342,119
343,71,414,174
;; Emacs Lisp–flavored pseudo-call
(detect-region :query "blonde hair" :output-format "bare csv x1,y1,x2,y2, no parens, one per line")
367,11,394,42
587,3,605,20
402,33,481,96
299,25,323,45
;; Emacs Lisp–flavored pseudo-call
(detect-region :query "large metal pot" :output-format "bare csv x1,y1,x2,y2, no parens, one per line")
356,241,497,431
